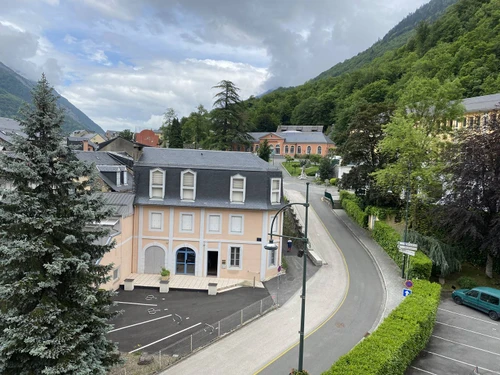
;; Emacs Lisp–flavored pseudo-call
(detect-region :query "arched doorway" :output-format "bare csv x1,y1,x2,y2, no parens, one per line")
144,246,165,274
176,247,196,275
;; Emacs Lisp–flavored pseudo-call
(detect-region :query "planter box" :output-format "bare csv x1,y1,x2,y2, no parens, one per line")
160,280,169,293
124,278,135,291
208,282,218,296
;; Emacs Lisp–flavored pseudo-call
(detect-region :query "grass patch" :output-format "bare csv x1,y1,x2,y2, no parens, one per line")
282,161,301,176
437,263,500,292
108,352,178,375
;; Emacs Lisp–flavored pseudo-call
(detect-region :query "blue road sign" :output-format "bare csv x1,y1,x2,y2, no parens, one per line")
403,288,412,297
405,280,414,288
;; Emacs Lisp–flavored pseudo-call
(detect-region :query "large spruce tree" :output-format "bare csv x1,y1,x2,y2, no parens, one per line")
0,75,119,374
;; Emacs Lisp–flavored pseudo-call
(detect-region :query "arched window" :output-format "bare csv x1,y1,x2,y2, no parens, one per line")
297,146,302,154
275,144,280,155
285,145,289,154
317,146,322,155
290,146,295,154
307,146,311,154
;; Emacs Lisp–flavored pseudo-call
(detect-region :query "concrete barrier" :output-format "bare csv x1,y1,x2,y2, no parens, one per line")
124,278,135,291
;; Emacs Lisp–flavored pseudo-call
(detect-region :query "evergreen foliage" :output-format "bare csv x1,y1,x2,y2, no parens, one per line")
168,118,184,148
182,105,210,149
210,80,251,150
318,157,332,181
118,129,134,142
0,75,119,374
257,139,272,162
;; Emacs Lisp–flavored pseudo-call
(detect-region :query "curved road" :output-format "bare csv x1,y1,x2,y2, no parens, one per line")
257,178,385,374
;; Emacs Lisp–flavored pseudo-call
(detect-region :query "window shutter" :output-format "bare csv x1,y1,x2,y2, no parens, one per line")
183,189,194,200
183,173,194,187
151,213,162,229
182,214,193,231
272,179,280,190
272,192,279,203
232,191,244,202
231,216,242,233
151,187,163,198
152,171,163,185
233,178,244,189
209,215,220,232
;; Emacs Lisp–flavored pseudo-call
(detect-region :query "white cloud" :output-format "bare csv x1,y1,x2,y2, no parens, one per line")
0,0,431,131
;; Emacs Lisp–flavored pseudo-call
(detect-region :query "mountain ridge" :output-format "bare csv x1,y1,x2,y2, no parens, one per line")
0,62,104,135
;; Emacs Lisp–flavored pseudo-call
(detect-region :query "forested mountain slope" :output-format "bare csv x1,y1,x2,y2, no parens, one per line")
314,0,458,80
245,0,500,146
0,62,104,135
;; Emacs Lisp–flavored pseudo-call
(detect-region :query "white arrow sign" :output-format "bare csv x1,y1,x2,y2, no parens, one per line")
398,241,418,249
399,248,416,256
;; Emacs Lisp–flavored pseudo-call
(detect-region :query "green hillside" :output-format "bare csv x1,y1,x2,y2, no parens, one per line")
0,62,104,135
245,0,500,146
314,0,458,80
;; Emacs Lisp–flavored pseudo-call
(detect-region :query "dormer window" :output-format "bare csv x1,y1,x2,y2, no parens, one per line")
271,178,281,204
150,169,165,199
230,175,246,203
181,170,196,201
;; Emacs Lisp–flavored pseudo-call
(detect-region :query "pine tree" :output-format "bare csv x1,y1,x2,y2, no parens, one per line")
168,117,184,148
211,80,251,150
258,139,272,162
0,75,119,374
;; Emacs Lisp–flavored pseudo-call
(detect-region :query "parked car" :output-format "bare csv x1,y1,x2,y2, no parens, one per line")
452,286,500,320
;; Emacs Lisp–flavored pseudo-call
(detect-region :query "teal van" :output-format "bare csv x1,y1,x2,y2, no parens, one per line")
452,286,500,320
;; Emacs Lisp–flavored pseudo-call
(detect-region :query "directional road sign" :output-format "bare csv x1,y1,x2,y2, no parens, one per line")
398,241,418,256
403,288,412,297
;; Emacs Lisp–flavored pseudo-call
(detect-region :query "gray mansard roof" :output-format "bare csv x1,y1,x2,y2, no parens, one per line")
135,148,283,210
463,93,500,113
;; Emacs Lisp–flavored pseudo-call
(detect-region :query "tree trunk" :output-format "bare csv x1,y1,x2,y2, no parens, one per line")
486,253,494,278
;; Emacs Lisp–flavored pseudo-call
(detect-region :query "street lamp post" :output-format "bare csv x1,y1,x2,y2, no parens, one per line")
265,182,310,372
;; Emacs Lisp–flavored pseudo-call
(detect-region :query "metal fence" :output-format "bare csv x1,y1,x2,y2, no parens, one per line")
109,295,276,375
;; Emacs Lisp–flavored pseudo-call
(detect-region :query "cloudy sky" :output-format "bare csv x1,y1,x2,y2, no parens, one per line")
1,0,429,132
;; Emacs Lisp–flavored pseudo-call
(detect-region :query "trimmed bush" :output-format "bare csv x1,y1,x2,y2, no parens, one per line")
323,280,441,375
329,178,338,186
342,199,368,228
457,276,478,289
372,221,432,280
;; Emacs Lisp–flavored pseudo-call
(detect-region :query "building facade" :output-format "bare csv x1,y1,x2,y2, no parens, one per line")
131,148,284,282
246,131,336,157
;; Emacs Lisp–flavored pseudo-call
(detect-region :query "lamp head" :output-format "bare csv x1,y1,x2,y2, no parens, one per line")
264,238,278,251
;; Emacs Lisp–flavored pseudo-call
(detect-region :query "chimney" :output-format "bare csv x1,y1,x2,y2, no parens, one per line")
82,139,89,151
133,143,143,161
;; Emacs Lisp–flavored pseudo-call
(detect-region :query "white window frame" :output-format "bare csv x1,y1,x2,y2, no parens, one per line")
206,214,222,234
228,244,243,270
113,267,120,281
270,178,281,204
149,168,165,200
317,146,322,155
229,214,244,235
269,214,279,234
230,174,246,203
181,169,196,201
179,212,195,233
149,211,164,231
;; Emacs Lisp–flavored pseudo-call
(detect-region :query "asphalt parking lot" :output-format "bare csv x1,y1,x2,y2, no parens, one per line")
407,296,500,375
108,286,270,354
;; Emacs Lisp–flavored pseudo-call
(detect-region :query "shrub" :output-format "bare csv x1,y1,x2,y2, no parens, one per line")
323,280,441,375
342,199,368,228
457,276,478,289
372,222,432,280
329,178,338,186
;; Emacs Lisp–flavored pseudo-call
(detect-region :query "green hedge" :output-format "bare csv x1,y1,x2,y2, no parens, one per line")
342,199,368,228
372,221,432,280
323,280,441,375
340,191,368,228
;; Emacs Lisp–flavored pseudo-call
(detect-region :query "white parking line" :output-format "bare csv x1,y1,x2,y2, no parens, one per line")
115,301,158,307
410,366,437,375
432,335,500,356
129,322,202,353
423,351,500,374
439,308,499,325
109,314,172,333
436,321,500,341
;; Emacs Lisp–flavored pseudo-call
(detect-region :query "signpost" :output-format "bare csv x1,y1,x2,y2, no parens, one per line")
397,242,418,280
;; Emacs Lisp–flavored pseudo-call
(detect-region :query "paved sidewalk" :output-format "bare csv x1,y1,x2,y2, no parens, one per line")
160,189,348,375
